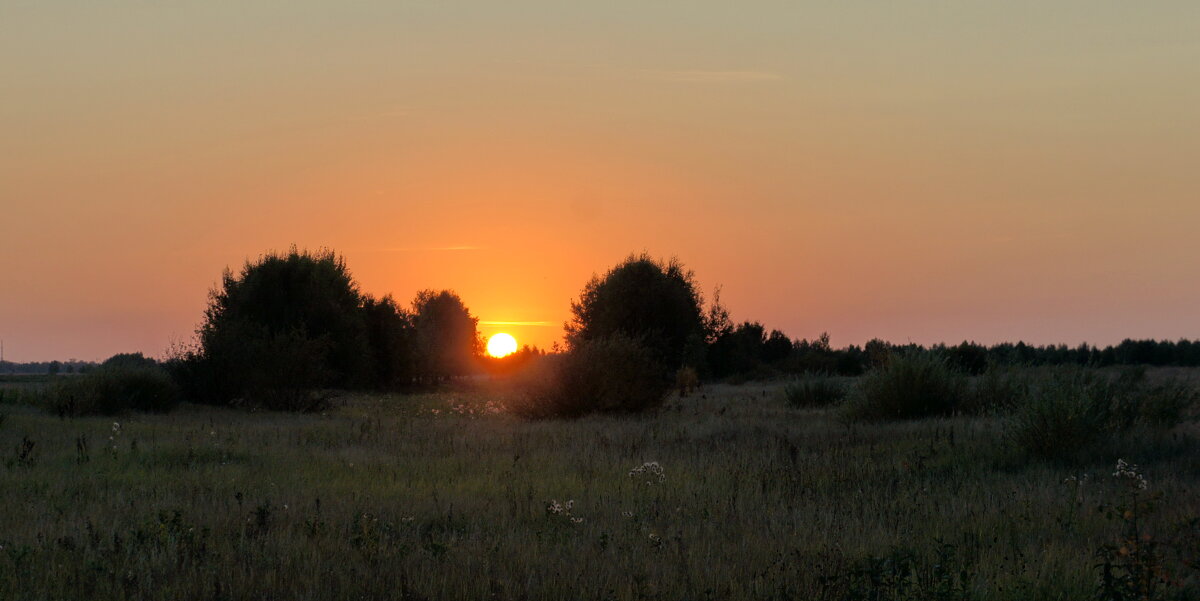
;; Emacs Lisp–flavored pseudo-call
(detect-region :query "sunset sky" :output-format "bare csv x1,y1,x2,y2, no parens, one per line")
3,2,1199,361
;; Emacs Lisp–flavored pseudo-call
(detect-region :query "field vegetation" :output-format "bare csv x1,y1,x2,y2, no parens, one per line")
1,374,1197,600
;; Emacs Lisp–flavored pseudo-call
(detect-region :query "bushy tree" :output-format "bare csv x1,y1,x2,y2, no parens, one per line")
412,290,480,384
566,253,705,371
185,248,370,408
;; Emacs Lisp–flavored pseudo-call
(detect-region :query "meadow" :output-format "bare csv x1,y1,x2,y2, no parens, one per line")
1,372,1197,600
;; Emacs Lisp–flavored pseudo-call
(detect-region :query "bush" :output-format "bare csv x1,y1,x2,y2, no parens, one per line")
962,364,1031,415
1137,380,1198,427
1004,367,1197,460
783,374,846,408
1005,369,1113,460
509,336,670,419
843,353,966,421
45,367,179,416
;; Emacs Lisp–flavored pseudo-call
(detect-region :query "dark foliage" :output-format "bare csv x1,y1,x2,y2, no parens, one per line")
708,322,768,377
480,345,544,378
509,335,669,419
412,289,480,384
844,353,966,421
200,248,368,397
361,295,418,391
169,248,486,408
783,374,846,408
566,253,705,372
1005,367,1197,460
46,366,180,416
101,352,159,370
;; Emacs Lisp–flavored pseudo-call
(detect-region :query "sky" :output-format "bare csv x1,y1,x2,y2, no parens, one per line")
2,2,1199,361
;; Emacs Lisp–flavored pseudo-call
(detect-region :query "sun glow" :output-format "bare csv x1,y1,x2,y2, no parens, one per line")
486,333,518,358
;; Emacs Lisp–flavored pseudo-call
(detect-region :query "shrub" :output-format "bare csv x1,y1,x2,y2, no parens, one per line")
1004,369,1115,460
962,364,1031,415
45,367,179,416
1108,366,1197,428
1004,367,1196,460
783,374,846,408
843,353,966,421
1137,380,1198,427
509,336,669,419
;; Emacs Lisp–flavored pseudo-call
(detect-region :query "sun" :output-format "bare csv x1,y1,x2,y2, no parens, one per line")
486,333,518,358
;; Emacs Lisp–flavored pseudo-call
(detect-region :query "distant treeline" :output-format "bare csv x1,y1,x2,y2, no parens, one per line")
4,334,1199,380
0,360,96,375
713,334,1200,378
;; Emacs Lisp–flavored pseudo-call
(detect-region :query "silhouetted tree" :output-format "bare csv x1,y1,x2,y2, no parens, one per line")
708,321,767,377
362,294,418,390
412,289,480,384
763,329,793,364
188,248,370,408
566,253,705,372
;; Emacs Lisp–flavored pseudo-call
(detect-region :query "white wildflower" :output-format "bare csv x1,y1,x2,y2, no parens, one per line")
1113,459,1148,490
628,462,666,484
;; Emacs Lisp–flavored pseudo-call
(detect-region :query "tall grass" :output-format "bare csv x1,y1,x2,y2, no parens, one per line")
782,373,846,408
962,364,1031,415
0,377,1196,599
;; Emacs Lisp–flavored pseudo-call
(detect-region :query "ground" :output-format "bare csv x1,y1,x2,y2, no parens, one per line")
0,378,1197,600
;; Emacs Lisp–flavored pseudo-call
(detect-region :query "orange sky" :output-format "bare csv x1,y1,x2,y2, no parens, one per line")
2,2,1200,361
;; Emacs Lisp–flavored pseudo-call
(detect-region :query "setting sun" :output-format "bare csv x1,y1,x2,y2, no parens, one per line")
486,333,518,358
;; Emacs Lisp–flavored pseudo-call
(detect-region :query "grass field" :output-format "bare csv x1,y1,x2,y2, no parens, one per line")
1,377,1197,600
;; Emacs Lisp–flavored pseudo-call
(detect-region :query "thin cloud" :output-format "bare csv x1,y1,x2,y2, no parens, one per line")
370,246,483,252
480,321,558,327
635,69,784,83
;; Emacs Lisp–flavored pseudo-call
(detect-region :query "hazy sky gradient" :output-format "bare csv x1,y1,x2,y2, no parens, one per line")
3,2,1199,361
